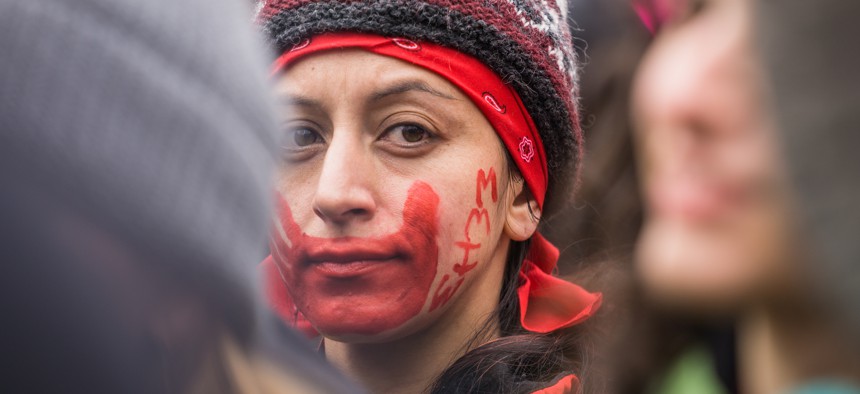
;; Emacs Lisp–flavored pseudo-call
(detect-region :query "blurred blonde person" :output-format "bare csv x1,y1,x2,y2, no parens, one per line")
632,0,860,393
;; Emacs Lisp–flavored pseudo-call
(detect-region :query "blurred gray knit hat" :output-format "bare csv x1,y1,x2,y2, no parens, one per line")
0,0,278,332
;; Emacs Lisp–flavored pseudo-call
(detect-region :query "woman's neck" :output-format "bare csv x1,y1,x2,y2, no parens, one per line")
325,322,494,394
324,250,507,394
739,298,860,394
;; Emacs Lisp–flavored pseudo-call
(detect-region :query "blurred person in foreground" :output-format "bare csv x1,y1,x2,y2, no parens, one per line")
632,0,860,393
0,0,358,392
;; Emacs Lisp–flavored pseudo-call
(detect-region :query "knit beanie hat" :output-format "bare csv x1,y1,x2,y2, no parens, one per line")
256,0,583,214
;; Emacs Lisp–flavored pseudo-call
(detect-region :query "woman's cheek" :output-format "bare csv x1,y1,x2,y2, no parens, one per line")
428,167,499,312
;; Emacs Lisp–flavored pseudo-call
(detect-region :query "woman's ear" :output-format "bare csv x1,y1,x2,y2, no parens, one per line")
504,178,540,241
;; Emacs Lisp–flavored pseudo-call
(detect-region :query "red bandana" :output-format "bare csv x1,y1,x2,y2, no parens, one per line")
266,33,601,334
531,374,578,394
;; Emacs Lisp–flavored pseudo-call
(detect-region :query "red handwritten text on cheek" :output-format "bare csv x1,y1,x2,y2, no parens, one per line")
475,168,498,208
430,168,498,312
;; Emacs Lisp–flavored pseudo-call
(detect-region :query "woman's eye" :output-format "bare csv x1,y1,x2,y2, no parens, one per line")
284,127,323,149
670,0,709,23
689,0,707,14
642,0,708,31
677,0,706,19
385,124,432,145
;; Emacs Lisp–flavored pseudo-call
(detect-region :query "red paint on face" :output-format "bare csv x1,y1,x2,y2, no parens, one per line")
453,241,481,275
430,274,464,313
475,168,498,208
430,167,498,312
271,181,440,337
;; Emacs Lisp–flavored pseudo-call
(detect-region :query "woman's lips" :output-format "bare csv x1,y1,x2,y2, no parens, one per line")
300,242,407,279
312,258,401,278
648,176,745,221
301,239,408,278
304,240,402,263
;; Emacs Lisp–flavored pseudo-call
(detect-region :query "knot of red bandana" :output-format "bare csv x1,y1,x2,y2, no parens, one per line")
517,233,603,333
531,373,579,394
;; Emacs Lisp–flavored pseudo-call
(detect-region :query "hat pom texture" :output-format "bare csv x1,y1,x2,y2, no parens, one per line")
257,0,583,214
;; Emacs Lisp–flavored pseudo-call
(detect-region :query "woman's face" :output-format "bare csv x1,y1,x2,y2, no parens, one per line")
632,0,797,312
272,50,531,342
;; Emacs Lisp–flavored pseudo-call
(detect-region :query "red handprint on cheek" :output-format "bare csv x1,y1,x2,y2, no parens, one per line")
430,168,498,312
269,181,441,336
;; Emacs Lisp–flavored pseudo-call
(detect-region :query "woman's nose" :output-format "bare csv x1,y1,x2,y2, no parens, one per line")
312,134,377,225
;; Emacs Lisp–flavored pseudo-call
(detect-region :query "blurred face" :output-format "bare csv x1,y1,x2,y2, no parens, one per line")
272,50,522,342
632,0,797,312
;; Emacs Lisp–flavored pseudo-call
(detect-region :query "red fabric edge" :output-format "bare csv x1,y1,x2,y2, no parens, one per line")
531,374,579,394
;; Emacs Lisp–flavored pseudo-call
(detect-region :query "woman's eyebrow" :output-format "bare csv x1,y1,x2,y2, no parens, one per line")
279,94,322,109
370,81,458,102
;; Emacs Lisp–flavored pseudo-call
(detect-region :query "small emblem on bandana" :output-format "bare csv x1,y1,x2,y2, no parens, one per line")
482,92,506,114
392,38,421,51
290,38,311,52
519,137,535,163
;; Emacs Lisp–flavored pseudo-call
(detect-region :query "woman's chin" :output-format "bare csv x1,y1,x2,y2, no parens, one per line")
636,219,769,316
311,308,428,344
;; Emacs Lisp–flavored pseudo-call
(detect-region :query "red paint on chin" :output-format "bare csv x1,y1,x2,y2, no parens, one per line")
271,181,440,337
